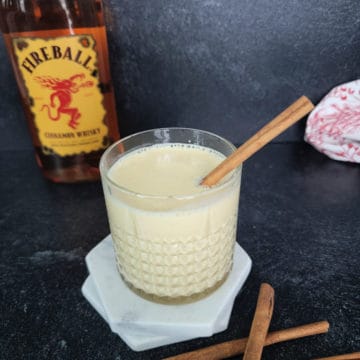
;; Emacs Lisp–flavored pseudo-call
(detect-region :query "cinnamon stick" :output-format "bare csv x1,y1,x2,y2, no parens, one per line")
163,321,329,360
314,352,360,360
243,283,275,360
201,95,314,186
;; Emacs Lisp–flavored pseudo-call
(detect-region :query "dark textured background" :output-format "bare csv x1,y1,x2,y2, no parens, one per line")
0,0,360,150
1,144,359,359
1,2,360,359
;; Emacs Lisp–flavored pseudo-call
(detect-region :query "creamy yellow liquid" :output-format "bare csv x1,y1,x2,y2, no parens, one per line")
108,144,226,196
104,144,241,302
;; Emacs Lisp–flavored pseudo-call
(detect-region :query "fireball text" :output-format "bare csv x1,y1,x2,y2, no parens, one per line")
21,46,93,74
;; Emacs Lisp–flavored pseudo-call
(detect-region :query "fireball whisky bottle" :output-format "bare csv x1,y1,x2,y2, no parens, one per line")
0,0,120,182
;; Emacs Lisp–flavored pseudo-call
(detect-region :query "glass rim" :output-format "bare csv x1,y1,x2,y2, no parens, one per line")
99,127,242,201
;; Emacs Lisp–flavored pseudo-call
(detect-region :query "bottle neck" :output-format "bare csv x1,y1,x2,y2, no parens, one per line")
0,0,104,34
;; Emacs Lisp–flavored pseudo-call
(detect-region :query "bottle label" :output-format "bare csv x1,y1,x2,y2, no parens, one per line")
12,35,108,156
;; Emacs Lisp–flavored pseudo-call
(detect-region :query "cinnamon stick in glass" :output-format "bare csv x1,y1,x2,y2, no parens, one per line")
201,96,314,186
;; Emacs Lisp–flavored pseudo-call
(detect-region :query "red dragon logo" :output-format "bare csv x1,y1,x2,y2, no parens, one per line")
35,73,94,129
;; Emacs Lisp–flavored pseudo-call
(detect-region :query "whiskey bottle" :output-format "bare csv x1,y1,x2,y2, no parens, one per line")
0,0,120,182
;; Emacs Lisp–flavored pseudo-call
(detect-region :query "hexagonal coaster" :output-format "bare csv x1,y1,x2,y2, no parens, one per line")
82,276,194,351
82,274,245,351
83,234,251,350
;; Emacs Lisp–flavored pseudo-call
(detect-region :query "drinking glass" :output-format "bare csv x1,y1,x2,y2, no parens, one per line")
100,128,242,304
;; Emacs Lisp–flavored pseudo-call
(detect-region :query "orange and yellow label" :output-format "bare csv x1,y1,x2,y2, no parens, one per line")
13,35,108,156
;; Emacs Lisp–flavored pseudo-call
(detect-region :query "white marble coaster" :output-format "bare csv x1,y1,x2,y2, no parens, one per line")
82,276,189,351
82,234,252,351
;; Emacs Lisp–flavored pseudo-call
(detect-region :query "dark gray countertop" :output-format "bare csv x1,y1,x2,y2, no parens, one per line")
1,143,359,360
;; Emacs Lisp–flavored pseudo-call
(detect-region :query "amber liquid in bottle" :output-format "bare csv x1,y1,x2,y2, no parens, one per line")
0,0,120,182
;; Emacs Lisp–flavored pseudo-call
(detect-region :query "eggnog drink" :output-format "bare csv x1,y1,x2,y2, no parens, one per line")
100,129,242,303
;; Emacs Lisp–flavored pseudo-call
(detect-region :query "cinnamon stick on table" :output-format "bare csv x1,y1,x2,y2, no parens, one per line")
314,352,360,360
163,321,330,360
243,283,275,360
